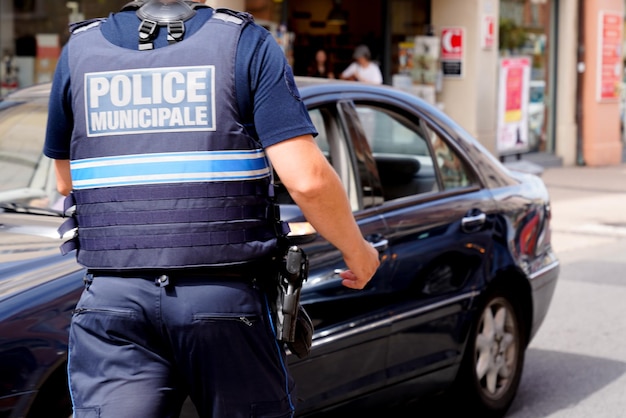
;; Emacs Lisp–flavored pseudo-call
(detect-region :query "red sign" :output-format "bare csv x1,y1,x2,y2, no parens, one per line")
497,56,531,155
505,67,523,115
482,15,495,50
441,27,464,60
597,11,623,101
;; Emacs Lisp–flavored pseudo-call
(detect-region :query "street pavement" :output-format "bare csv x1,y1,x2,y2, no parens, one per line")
540,162,626,254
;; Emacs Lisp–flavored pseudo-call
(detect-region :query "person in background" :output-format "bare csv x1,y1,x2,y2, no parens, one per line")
43,0,380,417
340,44,383,84
307,48,335,78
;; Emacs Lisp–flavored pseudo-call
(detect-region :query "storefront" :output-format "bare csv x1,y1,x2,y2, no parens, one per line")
383,0,558,160
499,0,554,155
0,0,622,166
279,0,620,166
576,0,624,165
0,0,246,96
0,1,129,96
257,0,559,161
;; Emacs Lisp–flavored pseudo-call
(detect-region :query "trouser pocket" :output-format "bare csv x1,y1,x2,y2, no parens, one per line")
72,407,100,418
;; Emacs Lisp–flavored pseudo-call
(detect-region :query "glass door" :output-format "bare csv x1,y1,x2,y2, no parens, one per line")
499,0,555,153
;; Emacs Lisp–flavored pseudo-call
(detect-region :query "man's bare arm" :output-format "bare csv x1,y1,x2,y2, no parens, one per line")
266,135,379,289
54,159,72,196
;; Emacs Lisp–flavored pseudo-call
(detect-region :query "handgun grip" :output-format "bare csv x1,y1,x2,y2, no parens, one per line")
285,246,303,277
283,292,299,315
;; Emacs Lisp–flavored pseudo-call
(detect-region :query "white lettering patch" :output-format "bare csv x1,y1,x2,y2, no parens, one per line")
84,66,215,137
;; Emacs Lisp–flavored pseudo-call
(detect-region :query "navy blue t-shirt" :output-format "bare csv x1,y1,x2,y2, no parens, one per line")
44,7,316,160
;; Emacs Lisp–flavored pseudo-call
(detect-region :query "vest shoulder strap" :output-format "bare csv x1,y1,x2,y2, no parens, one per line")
189,2,210,11
121,1,209,12
212,8,254,25
70,18,106,34
125,1,212,50
120,1,143,12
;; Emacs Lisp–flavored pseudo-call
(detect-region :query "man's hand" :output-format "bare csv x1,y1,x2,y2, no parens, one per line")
339,239,380,290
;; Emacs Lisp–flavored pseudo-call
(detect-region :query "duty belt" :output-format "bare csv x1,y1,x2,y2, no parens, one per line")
87,264,269,281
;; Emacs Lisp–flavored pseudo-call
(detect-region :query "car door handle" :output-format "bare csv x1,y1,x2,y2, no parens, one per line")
332,237,389,277
461,212,486,233
370,238,389,252
367,233,389,252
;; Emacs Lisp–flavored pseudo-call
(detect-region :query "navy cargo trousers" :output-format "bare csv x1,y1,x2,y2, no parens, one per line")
67,273,296,418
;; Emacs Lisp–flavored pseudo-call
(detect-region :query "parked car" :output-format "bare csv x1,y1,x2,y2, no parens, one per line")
0,78,559,418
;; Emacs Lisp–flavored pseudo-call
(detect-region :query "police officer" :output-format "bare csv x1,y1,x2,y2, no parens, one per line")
43,1,379,417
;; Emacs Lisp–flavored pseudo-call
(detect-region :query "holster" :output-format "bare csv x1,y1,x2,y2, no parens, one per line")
287,304,313,359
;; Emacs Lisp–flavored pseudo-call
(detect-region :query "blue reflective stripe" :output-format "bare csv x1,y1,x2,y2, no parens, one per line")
70,150,270,189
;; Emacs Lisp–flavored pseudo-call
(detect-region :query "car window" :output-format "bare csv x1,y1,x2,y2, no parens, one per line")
274,107,359,212
336,101,384,209
0,98,60,208
0,101,47,190
355,105,439,201
424,125,478,190
354,105,479,199
310,107,359,211
309,108,330,157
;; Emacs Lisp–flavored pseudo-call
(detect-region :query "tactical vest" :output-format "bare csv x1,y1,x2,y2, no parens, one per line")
59,10,287,270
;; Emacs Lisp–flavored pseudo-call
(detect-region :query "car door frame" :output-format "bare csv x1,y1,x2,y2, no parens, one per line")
287,97,395,415
337,95,501,398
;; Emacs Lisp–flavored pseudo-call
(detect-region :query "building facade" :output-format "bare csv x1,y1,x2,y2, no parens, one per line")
0,0,623,166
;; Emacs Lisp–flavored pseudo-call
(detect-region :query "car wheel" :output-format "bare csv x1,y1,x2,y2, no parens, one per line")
454,290,526,418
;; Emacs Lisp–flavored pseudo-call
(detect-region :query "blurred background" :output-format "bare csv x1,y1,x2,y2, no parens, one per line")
1,0,625,168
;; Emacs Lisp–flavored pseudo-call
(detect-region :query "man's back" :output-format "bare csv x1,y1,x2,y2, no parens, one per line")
43,3,378,417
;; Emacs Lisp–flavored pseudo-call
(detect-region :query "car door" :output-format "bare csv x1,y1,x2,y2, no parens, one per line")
284,102,395,414
350,102,499,394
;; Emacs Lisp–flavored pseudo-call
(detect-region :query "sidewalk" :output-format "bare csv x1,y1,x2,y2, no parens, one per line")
539,163,626,253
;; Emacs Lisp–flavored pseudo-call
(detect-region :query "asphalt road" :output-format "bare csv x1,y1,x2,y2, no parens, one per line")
507,236,626,418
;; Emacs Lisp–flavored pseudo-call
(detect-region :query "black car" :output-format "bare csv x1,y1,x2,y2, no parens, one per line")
0,78,559,418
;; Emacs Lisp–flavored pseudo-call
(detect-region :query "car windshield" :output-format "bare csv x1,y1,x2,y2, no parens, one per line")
0,94,61,211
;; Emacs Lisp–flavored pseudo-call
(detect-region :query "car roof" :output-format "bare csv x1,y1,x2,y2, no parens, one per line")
1,79,516,189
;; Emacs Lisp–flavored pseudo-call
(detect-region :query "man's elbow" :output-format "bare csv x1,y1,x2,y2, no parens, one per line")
53,159,72,196
286,167,337,202
57,183,72,196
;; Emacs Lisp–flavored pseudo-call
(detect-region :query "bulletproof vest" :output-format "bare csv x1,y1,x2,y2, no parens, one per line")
60,10,287,270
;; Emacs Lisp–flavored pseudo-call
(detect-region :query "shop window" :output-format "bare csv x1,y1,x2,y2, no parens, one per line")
499,0,552,153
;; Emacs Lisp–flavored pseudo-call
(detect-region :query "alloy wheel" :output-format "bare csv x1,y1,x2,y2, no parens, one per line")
474,296,520,400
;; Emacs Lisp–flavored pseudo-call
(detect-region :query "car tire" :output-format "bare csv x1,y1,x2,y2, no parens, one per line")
452,289,526,418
